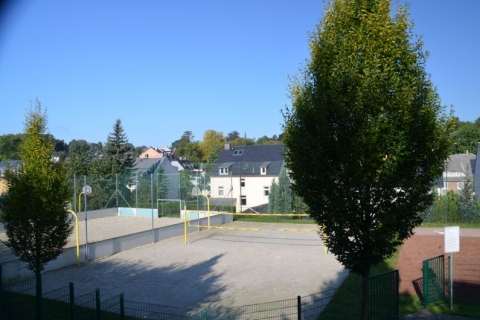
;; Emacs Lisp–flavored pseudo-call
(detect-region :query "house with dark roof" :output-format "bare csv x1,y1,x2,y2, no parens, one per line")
133,157,182,199
438,151,477,196
210,144,285,213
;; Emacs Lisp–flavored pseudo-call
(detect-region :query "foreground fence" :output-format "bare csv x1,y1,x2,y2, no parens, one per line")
422,255,446,307
422,255,480,317
0,270,399,320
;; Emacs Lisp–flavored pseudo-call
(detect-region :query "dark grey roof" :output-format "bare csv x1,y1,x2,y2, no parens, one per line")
217,145,284,163
212,145,284,177
134,158,162,176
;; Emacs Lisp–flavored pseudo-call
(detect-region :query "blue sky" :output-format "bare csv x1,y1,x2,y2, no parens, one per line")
1,1,479,148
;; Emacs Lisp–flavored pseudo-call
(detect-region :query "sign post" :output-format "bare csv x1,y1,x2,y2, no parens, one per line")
444,226,460,310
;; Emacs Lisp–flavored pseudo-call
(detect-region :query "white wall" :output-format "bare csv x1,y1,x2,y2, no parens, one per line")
211,176,278,212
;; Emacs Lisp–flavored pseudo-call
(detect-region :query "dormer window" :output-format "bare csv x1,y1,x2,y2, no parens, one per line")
233,149,244,156
219,167,229,175
260,161,270,175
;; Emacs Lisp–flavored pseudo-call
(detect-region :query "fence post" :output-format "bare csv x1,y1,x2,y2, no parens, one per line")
204,309,208,320
95,289,101,320
69,283,74,320
297,295,301,320
120,293,124,320
422,260,429,307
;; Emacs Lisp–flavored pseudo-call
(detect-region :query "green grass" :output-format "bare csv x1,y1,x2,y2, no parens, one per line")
421,222,480,228
0,291,137,320
427,298,480,319
318,247,402,319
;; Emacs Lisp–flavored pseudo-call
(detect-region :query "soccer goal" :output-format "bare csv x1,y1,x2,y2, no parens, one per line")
157,199,184,218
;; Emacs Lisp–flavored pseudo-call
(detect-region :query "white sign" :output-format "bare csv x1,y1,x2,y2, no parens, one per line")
444,226,460,253
82,185,92,195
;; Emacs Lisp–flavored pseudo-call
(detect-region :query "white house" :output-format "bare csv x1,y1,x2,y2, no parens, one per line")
437,151,477,196
210,144,284,213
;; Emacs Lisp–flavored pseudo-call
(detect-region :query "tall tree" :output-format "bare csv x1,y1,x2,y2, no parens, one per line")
199,130,226,163
456,165,478,222
282,1,450,318
0,101,73,319
450,121,480,154
0,133,23,161
103,119,135,176
66,139,92,176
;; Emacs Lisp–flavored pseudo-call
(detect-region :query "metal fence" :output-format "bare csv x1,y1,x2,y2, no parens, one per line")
369,270,399,320
422,255,446,307
448,256,480,314
0,270,401,320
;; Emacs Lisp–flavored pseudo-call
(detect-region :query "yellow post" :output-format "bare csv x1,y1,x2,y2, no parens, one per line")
322,226,328,255
67,210,80,266
200,194,211,230
184,205,188,244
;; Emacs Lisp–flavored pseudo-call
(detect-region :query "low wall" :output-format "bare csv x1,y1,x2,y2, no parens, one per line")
118,207,159,218
1,214,233,283
76,207,118,220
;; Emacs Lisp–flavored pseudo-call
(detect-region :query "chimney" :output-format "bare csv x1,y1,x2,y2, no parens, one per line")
224,143,231,150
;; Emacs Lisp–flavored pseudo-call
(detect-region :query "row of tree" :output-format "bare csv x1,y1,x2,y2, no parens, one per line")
0,129,282,164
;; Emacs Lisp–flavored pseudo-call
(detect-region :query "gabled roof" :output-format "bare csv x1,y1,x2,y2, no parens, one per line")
216,145,284,163
212,145,284,177
133,158,162,176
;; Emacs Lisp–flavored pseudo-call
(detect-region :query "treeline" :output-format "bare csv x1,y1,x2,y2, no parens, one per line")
0,127,282,165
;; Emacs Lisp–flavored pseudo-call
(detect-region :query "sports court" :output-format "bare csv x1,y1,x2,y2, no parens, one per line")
41,220,349,310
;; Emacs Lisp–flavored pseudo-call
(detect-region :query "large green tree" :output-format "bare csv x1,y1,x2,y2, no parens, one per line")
282,0,450,318
199,130,226,163
103,119,135,176
0,101,73,319
449,121,480,154
0,133,23,161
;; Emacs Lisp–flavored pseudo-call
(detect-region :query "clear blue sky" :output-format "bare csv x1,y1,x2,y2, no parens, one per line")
1,0,479,148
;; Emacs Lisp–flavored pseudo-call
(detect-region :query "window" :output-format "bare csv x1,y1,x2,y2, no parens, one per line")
218,186,224,196
444,182,448,190
219,167,229,175
233,149,244,155
240,178,245,187
263,186,269,196
241,195,247,206
260,166,267,175
457,182,464,190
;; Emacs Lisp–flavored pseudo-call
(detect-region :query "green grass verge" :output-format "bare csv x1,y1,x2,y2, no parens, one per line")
427,298,480,319
0,291,136,320
421,222,480,228
318,248,402,319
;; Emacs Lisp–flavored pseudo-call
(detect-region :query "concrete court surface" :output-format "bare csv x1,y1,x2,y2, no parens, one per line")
41,221,349,310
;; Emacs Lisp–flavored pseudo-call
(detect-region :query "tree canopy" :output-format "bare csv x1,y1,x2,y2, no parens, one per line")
0,100,73,319
282,0,450,318
103,119,135,176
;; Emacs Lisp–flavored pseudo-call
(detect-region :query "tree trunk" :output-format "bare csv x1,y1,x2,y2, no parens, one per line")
360,271,370,320
35,271,42,320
